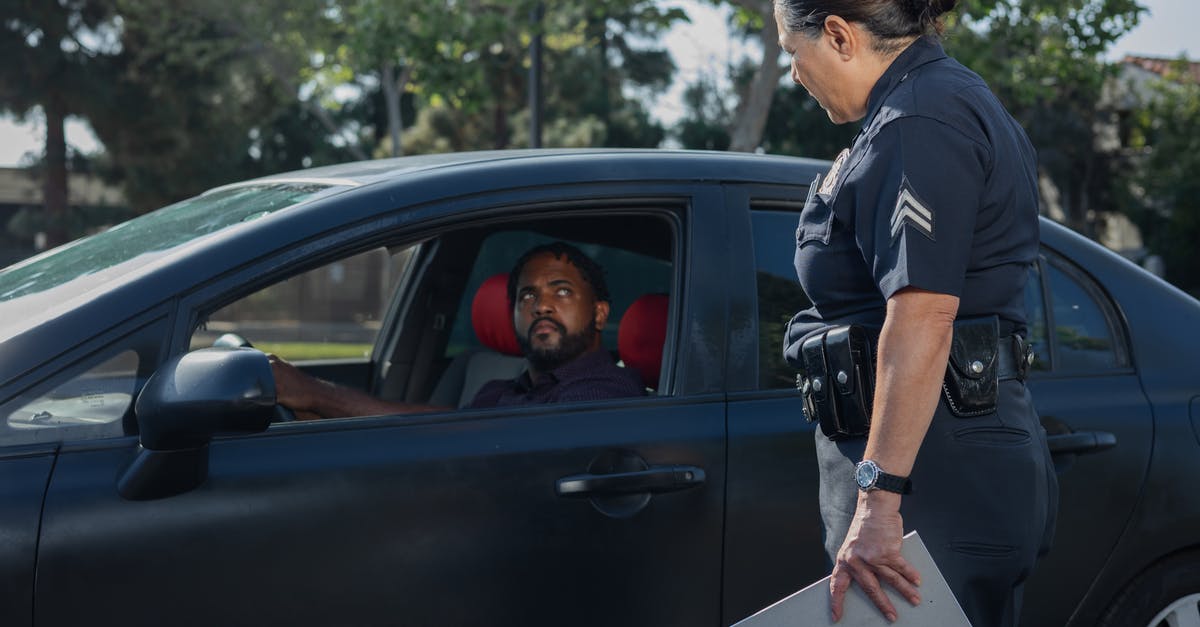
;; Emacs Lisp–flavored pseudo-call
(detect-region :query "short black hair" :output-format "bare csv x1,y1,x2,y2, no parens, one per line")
507,241,610,304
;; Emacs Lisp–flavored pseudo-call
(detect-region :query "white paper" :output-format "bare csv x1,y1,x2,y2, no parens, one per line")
731,531,971,627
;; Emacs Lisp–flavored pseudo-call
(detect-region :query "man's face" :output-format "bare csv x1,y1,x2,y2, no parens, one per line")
513,252,609,372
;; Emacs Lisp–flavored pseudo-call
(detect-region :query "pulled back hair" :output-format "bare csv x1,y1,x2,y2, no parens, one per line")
775,0,957,53
507,241,611,305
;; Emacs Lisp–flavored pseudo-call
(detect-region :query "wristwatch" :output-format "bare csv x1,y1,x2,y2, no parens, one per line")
854,460,912,495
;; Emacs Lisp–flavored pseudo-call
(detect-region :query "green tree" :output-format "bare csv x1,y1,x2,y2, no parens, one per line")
83,0,349,211
945,0,1145,236
391,0,682,153
1117,64,1200,296
0,1,120,247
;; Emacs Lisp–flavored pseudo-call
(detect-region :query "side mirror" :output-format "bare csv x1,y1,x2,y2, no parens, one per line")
118,348,276,500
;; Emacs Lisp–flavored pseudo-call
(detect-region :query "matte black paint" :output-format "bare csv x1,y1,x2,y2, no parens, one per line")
1,150,1198,627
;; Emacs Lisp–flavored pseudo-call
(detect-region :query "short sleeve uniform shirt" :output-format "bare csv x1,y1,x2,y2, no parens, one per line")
785,37,1040,365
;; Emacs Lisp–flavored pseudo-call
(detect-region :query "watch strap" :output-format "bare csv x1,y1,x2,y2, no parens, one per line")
874,471,913,495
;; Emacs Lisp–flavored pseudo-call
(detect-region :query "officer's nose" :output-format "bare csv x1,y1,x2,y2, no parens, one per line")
791,64,802,85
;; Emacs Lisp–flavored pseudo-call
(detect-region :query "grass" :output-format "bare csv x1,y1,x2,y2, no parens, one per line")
257,342,373,361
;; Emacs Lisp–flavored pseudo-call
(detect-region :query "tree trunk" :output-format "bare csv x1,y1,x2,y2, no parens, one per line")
381,61,412,157
42,94,70,249
728,8,787,153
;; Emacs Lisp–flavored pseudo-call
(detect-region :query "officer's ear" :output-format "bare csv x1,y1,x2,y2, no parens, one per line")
821,15,859,60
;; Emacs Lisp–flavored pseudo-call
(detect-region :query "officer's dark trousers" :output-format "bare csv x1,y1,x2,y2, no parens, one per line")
816,380,1058,627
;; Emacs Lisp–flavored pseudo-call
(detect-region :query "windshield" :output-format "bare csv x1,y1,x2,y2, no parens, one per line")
0,183,335,325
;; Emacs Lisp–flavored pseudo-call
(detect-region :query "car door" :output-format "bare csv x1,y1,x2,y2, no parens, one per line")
0,447,52,627
33,185,730,627
0,311,169,627
1019,250,1153,627
720,185,832,625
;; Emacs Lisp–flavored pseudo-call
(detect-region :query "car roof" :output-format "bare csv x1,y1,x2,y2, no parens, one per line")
208,149,833,193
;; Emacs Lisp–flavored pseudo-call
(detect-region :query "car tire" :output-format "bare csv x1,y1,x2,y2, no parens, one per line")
1099,551,1200,627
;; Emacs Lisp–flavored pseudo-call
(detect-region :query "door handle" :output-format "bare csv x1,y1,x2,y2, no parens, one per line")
556,465,706,498
1047,430,1117,455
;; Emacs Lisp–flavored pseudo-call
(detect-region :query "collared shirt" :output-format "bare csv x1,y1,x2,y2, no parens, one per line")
785,36,1040,365
469,348,645,408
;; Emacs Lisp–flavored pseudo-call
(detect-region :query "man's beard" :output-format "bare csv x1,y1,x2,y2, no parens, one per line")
518,317,598,373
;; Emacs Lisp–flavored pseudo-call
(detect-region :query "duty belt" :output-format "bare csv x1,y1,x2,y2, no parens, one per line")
796,316,1036,439
997,333,1035,381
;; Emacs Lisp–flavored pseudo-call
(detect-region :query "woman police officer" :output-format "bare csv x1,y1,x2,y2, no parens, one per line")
776,1,1058,625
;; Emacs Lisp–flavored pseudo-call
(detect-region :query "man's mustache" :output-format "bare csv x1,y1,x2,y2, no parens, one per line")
528,317,566,337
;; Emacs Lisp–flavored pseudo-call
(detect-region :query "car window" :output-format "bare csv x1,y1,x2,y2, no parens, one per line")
750,210,811,390
190,246,415,361
1,350,138,446
1044,256,1123,372
446,231,673,359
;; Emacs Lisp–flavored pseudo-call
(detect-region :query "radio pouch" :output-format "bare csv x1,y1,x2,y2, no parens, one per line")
942,316,1000,417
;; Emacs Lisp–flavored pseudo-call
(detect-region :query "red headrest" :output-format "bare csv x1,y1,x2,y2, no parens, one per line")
618,293,669,389
471,273,522,357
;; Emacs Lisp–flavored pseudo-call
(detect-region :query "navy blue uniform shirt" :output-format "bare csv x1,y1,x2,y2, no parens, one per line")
470,348,645,408
784,36,1040,366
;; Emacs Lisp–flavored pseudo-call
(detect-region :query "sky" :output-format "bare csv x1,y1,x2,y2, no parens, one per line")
1,0,1196,167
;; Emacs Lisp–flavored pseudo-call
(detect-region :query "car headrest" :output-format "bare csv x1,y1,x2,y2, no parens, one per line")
618,293,669,390
471,273,522,357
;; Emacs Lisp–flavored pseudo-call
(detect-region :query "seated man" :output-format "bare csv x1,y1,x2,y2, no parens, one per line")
271,241,645,418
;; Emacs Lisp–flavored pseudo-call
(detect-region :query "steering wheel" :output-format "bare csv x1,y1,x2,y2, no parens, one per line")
213,333,297,423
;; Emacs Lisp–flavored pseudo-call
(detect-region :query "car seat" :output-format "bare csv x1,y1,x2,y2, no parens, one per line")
428,273,527,408
617,293,669,392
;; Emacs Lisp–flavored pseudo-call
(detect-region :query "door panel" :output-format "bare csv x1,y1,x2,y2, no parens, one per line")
0,449,54,627
36,401,725,626
1021,374,1152,626
724,395,827,624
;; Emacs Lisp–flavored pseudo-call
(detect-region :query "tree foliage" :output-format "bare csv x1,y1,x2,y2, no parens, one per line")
0,0,120,245
1116,66,1200,296
944,0,1145,235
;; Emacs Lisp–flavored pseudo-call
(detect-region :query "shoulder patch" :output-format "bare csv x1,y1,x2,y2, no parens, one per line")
890,178,935,242
818,148,850,196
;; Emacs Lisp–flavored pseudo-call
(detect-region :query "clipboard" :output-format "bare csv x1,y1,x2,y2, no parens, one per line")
731,531,971,627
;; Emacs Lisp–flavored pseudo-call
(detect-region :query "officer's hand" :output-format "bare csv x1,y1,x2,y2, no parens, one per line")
829,491,922,623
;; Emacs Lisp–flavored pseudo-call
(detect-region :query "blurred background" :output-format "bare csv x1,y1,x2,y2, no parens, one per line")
2,0,1197,296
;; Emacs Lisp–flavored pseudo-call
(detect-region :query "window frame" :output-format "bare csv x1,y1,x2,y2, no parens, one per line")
1033,248,1134,378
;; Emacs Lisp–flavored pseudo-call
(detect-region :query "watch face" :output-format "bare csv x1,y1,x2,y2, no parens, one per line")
855,461,877,489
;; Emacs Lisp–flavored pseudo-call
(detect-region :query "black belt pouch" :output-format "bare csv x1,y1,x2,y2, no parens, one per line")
800,332,838,436
800,325,874,440
825,325,874,438
943,316,1000,417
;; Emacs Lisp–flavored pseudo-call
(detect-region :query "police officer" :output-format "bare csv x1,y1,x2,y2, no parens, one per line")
774,1,1058,626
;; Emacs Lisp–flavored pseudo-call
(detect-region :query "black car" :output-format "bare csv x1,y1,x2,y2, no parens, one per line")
1,149,1197,627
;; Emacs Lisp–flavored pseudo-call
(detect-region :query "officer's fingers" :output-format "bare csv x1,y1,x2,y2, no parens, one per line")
875,564,921,607
829,567,852,623
849,563,898,623
888,555,922,587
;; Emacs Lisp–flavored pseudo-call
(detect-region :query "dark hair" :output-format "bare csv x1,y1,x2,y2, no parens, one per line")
507,241,610,305
774,0,957,52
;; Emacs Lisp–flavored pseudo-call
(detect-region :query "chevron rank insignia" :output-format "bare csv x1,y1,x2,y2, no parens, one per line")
890,181,935,241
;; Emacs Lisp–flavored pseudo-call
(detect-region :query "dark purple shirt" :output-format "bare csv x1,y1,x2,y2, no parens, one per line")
469,349,645,408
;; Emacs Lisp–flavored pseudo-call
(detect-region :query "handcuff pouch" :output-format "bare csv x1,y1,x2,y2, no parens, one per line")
942,316,1000,417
